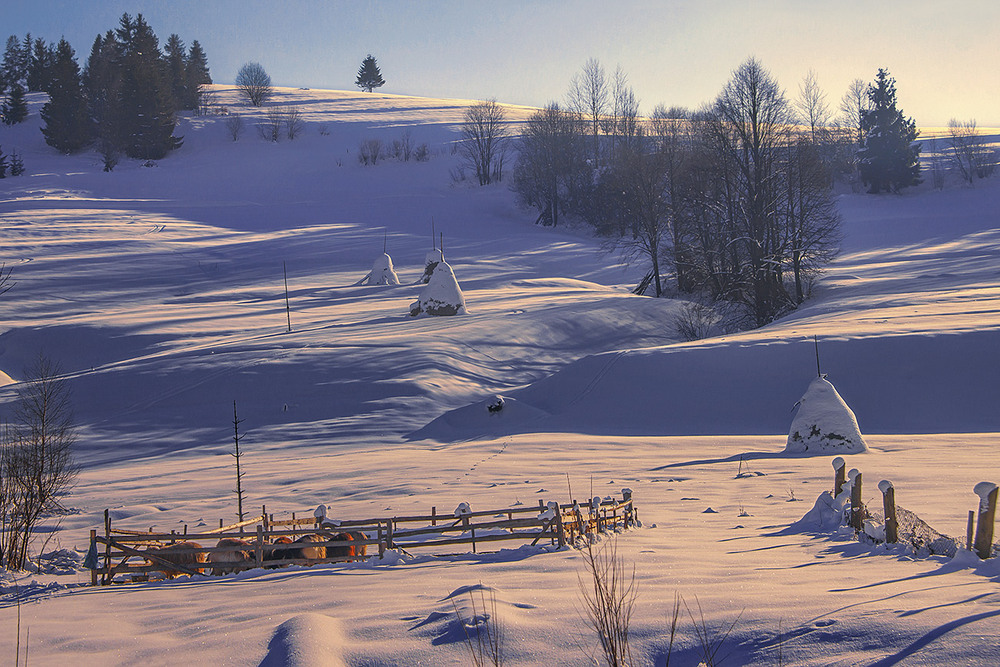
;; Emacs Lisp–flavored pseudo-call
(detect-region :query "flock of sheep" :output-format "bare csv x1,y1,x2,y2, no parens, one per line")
142,529,369,578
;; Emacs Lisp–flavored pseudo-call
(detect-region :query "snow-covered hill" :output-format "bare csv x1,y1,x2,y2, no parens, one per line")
1,86,999,665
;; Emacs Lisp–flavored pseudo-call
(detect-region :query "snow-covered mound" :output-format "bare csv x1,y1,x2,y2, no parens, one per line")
785,376,867,454
258,613,347,667
409,260,467,316
358,252,401,285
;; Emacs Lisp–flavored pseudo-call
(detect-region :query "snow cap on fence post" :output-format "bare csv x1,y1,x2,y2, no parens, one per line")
454,502,472,517
314,504,328,519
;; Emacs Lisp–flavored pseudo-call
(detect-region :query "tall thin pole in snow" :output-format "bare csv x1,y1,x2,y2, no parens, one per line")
431,217,436,250
814,335,822,377
283,261,292,333
383,229,387,255
440,233,444,260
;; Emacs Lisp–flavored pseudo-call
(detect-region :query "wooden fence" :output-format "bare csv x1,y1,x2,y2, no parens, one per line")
831,458,996,559
90,491,637,585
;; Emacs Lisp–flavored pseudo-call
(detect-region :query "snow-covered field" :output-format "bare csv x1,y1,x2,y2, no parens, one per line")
2,86,999,665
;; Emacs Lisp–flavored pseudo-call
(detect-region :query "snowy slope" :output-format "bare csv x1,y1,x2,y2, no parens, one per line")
2,86,1000,666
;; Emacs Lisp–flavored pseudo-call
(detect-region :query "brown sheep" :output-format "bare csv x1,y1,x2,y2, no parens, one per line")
144,541,208,579
209,537,253,575
345,531,368,560
293,533,327,561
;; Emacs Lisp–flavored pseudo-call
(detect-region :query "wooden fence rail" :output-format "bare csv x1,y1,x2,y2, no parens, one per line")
90,492,637,585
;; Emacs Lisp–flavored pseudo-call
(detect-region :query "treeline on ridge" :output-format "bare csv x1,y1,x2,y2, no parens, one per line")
1,13,211,168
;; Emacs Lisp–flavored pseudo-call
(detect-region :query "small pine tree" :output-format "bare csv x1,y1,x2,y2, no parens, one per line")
9,148,24,176
857,68,920,193
355,54,385,93
0,146,7,178
2,82,28,124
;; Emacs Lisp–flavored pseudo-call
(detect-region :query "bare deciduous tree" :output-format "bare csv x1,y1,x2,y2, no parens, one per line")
948,118,996,184
224,112,244,141
839,78,868,146
567,58,609,166
358,137,383,165
1,355,78,570
578,538,637,667
257,106,283,142
283,106,303,140
796,69,831,144
460,100,510,186
235,61,273,107
0,262,13,297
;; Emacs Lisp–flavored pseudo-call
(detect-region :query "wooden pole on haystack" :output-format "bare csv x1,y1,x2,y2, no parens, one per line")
283,261,292,333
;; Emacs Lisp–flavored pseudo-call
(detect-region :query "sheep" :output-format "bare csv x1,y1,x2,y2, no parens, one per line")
144,541,207,579
208,537,253,575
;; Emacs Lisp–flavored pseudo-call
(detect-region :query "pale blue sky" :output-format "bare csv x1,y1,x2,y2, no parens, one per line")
3,1,998,126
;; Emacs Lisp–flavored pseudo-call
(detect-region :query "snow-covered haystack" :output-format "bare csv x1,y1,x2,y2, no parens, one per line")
419,248,443,284
785,376,867,454
409,260,467,316
357,253,401,285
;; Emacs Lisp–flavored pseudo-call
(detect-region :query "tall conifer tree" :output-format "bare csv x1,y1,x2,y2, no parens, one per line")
355,54,385,93
857,68,920,193
40,38,91,153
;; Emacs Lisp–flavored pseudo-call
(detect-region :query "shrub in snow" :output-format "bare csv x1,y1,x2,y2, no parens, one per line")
487,395,504,413
409,260,467,316
785,376,867,454
357,253,401,286
419,248,443,284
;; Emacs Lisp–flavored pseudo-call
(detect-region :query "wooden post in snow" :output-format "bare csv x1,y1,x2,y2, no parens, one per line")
103,509,112,585
967,510,976,551
90,529,98,586
431,506,436,526
973,482,998,560
256,524,264,568
283,261,292,333
879,480,898,544
850,471,864,532
833,457,846,497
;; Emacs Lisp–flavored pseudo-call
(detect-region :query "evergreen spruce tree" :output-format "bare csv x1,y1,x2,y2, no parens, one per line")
1,82,28,124
184,40,211,110
857,68,920,193
115,13,182,159
1,35,22,91
27,37,53,92
40,38,91,154
164,34,188,110
84,32,125,171
355,54,385,93
0,146,7,177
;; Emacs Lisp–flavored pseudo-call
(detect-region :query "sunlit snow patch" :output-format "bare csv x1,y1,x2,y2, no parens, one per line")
785,376,867,454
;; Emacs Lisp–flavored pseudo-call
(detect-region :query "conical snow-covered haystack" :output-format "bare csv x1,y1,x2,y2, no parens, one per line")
419,248,443,284
357,253,400,285
409,260,467,316
785,376,867,454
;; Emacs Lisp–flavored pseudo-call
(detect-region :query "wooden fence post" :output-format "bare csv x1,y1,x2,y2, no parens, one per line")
90,529,98,586
973,482,998,559
103,509,112,585
622,488,633,526
879,480,897,544
431,506,436,526
967,510,976,551
256,524,264,567
832,457,846,497
556,511,566,549
386,520,394,549
849,471,864,532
